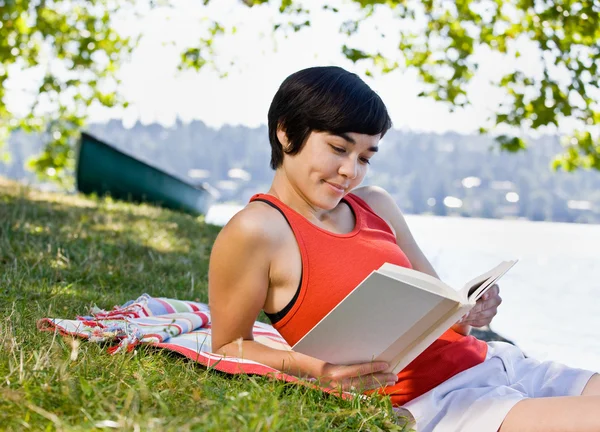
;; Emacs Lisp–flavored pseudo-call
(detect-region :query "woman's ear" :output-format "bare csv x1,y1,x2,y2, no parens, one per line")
277,127,290,152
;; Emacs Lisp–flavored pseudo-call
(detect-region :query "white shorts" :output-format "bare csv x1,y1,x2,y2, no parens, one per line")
398,342,596,432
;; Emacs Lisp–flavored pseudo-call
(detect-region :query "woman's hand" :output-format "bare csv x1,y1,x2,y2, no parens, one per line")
318,361,398,392
459,283,502,328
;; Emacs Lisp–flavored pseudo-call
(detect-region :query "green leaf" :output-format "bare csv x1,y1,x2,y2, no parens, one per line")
496,135,527,153
341,45,372,62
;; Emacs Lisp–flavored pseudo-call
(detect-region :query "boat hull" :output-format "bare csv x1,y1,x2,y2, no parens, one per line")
76,132,211,215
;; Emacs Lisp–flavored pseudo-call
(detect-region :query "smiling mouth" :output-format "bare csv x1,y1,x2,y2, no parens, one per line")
324,181,347,192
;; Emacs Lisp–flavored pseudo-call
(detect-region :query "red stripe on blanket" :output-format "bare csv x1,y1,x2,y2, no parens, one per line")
155,298,176,314
37,319,91,339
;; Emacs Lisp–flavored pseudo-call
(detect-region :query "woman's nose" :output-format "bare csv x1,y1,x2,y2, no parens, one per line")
339,157,358,179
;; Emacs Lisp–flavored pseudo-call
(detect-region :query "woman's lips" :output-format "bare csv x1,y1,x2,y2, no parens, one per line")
325,181,346,193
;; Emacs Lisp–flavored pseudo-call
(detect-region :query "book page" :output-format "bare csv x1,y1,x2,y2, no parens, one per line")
459,260,518,303
377,263,461,302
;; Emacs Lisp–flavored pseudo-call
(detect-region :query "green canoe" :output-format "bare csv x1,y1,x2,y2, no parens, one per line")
76,132,212,215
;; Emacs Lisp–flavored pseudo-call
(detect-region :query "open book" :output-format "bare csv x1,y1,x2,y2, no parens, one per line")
292,260,517,374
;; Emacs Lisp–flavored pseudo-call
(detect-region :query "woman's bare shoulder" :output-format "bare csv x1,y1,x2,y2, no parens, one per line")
216,200,289,248
351,185,396,211
209,202,287,296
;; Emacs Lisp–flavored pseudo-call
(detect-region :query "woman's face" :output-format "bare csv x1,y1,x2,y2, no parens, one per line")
279,130,381,210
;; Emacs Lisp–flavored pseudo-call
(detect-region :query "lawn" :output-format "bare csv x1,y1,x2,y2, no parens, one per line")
0,177,408,431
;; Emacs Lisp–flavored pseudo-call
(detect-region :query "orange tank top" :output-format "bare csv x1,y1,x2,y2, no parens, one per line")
249,192,487,405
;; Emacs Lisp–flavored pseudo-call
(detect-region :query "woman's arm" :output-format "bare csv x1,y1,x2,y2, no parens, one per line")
209,206,321,374
209,205,397,389
352,186,472,335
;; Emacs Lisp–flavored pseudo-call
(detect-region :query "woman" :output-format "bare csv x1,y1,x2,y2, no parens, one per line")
208,66,599,431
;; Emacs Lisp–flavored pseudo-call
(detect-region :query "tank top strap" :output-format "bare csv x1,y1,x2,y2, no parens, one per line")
249,193,365,237
248,193,312,259
343,192,396,237
249,193,313,228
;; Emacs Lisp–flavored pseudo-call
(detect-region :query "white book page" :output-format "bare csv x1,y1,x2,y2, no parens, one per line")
459,260,518,303
377,263,462,303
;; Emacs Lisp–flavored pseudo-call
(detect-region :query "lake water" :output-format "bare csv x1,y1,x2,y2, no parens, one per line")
205,204,600,372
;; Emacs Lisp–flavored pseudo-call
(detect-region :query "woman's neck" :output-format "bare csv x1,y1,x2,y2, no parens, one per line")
268,171,333,223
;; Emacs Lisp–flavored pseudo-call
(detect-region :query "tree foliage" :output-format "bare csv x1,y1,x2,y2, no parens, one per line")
219,0,600,172
0,0,139,184
1,0,600,184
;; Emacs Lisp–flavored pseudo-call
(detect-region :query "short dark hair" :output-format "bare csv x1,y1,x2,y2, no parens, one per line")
267,66,392,169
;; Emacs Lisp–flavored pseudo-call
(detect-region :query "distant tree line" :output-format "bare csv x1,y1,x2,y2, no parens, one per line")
2,119,600,224
3,0,598,179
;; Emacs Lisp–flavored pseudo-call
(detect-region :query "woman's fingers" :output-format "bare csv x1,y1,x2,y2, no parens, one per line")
473,293,502,314
352,361,389,375
462,307,498,326
320,361,397,391
460,288,502,325
341,372,398,391
481,284,500,299
327,361,387,380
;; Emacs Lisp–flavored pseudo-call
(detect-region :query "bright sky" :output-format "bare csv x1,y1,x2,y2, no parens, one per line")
5,0,581,134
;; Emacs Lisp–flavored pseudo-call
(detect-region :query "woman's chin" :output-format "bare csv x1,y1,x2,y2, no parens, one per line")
314,193,343,210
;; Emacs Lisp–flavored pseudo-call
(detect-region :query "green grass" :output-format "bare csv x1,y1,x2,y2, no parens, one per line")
0,177,410,431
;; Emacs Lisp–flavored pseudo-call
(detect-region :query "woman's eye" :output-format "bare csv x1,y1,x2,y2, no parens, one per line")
331,146,346,153
359,157,371,165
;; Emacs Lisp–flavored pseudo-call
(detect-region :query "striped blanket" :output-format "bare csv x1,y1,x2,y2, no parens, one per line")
37,294,348,398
